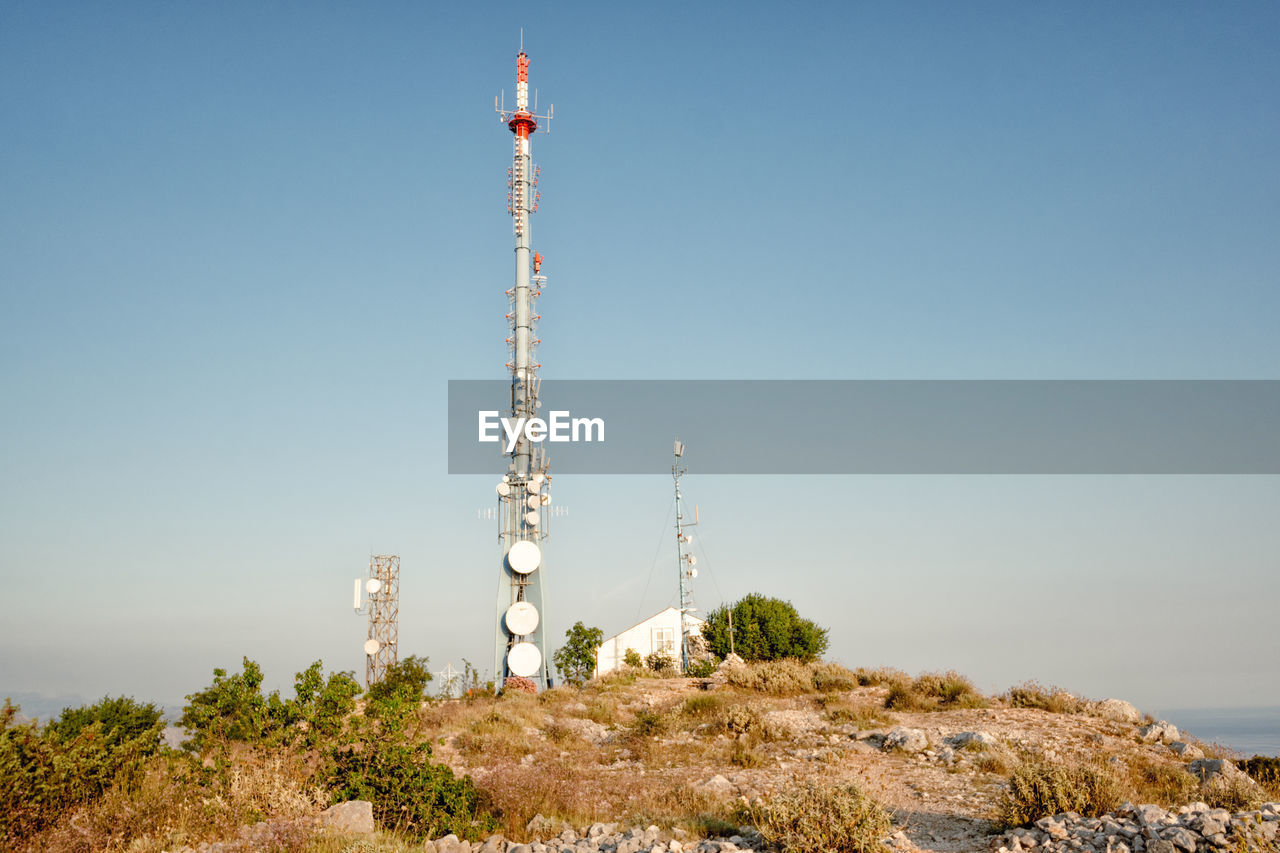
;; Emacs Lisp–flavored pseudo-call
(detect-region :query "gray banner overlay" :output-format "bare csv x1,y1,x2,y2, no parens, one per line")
447,380,1280,474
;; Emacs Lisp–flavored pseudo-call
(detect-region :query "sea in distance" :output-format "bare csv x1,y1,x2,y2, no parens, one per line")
1160,707,1280,758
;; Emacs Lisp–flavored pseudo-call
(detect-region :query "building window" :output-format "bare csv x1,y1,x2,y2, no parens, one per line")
652,626,675,658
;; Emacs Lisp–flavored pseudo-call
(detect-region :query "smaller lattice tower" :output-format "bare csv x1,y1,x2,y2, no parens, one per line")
356,555,400,687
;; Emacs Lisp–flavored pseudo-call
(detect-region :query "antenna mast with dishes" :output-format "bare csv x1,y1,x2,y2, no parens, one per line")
492,42,555,690
673,440,699,671
353,555,400,687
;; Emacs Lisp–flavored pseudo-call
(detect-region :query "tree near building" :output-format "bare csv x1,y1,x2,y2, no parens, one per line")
552,621,603,685
701,593,829,662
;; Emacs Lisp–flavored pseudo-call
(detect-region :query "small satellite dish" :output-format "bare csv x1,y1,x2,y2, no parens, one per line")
505,601,540,636
507,641,542,677
502,475,510,484
532,472,545,485
686,555,697,567
506,540,541,573
366,578,383,594
526,479,540,494
540,493,551,506
363,638,381,655
525,510,540,526
690,568,698,578
683,534,692,544
496,482,511,497
526,494,540,510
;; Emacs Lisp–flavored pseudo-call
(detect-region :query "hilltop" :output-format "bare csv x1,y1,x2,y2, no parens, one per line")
4,659,1278,853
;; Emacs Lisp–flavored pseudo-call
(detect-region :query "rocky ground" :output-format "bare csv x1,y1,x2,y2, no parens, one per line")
404,668,1278,853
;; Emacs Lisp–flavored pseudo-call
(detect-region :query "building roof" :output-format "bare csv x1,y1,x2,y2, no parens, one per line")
601,605,705,643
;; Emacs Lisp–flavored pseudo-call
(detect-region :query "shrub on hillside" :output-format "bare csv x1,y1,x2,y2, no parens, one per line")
1238,756,1280,798
685,657,716,678
998,759,1124,827
646,650,677,675
180,657,361,751
701,594,829,662
1,696,165,842
810,661,857,693
853,667,909,687
742,780,892,853
884,671,987,712
623,648,643,668
329,733,496,840
553,622,604,686
1005,681,1085,714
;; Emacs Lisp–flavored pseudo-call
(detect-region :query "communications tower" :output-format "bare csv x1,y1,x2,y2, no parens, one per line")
491,43,555,689
672,441,698,671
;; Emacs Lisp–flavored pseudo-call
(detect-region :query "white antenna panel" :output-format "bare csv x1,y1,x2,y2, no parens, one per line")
506,540,541,574
353,579,361,610
504,601,539,636
363,638,381,655
525,510,540,526
540,493,551,506
507,641,542,677
366,578,382,594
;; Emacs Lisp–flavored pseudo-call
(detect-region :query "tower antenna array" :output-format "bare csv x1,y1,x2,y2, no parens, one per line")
362,555,400,687
673,440,699,671
492,43,555,690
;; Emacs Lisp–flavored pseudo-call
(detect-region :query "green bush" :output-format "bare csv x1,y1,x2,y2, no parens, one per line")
646,650,677,675
702,594,828,662
329,732,496,840
742,780,892,853
181,658,362,751
1,696,164,842
553,622,603,685
685,658,716,678
623,648,643,669
998,759,1124,827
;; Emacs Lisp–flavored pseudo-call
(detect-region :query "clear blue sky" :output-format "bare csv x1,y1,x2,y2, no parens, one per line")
2,3,1278,715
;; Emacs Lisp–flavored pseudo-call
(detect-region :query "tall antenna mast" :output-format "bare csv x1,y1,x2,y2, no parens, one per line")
492,42,555,690
673,440,698,672
362,555,399,687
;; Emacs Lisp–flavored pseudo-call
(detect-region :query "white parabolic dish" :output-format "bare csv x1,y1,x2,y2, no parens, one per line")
366,578,382,594
505,601,539,636
496,482,511,497
363,638,380,656
507,642,542,677
526,495,540,510
506,540,541,573
525,510,540,526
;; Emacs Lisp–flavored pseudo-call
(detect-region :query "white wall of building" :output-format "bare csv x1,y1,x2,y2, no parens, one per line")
595,606,705,675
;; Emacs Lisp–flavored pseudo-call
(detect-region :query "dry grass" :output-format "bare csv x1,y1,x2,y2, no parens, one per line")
821,698,894,731
1004,681,1087,714
742,780,893,853
885,671,988,712
1118,754,1198,807
997,758,1125,828
852,667,910,687
21,747,326,853
473,760,736,841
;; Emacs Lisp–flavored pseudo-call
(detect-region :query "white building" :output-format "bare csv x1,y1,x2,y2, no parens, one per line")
595,606,706,676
